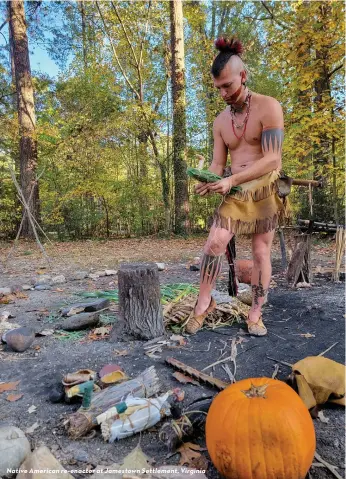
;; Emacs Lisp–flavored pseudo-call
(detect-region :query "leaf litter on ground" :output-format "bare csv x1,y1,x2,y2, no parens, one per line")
0,381,20,393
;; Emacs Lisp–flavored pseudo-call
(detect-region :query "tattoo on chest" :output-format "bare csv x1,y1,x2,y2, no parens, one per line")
251,271,268,306
261,128,284,154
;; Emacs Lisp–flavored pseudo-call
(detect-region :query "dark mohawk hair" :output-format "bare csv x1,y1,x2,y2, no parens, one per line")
211,37,244,77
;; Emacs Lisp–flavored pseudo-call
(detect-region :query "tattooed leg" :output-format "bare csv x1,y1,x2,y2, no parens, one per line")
194,225,233,316
200,253,223,286
252,271,269,307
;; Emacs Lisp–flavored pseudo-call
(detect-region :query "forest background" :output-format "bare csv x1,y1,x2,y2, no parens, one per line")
0,0,344,241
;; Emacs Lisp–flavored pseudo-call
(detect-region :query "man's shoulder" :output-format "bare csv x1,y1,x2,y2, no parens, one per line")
254,93,284,128
254,92,282,109
213,109,228,129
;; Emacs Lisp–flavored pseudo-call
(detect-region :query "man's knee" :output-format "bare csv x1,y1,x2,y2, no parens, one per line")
253,244,271,265
204,230,231,256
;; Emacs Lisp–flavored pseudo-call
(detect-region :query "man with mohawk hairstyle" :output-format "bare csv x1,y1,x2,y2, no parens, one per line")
185,37,288,336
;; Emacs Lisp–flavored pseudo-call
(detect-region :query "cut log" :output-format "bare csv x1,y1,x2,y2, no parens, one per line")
117,263,165,340
59,312,100,331
66,366,161,439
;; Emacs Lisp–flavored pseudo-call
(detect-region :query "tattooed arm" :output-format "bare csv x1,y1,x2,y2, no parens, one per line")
228,97,284,187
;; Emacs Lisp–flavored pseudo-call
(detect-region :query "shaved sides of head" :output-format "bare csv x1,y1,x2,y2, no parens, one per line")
211,37,245,77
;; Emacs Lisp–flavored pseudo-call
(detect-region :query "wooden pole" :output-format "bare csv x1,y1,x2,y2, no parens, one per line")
278,227,287,271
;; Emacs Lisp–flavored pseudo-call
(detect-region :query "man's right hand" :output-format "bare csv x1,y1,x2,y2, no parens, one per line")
194,182,210,196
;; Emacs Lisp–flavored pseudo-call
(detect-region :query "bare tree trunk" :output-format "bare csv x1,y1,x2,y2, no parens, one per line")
170,0,189,235
9,0,39,239
80,0,87,68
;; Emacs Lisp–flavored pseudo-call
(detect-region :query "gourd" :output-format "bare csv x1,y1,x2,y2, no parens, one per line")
205,377,316,479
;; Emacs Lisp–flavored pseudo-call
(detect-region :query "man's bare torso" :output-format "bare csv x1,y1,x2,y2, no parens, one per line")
216,92,271,175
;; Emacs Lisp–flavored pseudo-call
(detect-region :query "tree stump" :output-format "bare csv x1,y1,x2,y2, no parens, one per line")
118,263,165,340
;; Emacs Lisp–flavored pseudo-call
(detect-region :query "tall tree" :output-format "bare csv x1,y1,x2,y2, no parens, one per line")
170,0,189,235
8,0,39,238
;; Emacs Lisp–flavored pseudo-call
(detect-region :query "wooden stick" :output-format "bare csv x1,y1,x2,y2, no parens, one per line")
292,179,321,187
9,166,52,265
278,227,287,270
266,356,292,367
4,167,46,267
202,354,234,371
333,227,345,281
313,452,343,479
318,342,339,357
166,357,229,390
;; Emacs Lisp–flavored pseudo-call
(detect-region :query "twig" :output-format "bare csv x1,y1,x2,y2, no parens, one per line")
202,355,232,371
271,364,280,379
313,451,343,479
266,356,292,367
221,364,234,382
193,342,211,352
268,331,286,340
318,342,339,357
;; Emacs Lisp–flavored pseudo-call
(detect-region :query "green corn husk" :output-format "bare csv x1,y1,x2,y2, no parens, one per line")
77,283,199,305
186,167,242,194
186,167,221,183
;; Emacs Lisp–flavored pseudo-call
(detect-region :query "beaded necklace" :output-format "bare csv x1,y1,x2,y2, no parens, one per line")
230,92,252,140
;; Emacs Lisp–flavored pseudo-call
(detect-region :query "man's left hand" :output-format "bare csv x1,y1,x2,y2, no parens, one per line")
208,177,233,195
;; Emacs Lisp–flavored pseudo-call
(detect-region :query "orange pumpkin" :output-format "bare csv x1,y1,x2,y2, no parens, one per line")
235,259,253,284
206,378,316,479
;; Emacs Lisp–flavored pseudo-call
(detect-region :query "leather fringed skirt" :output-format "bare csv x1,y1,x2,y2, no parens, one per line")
213,169,290,235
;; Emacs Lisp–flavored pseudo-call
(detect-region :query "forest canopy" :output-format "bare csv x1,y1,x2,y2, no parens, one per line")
0,1,344,240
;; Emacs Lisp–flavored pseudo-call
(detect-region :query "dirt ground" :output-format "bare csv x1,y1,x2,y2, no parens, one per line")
0,235,345,479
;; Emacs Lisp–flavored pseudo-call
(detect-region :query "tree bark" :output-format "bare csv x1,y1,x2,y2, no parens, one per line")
118,263,165,340
9,0,39,239
170,0,189,235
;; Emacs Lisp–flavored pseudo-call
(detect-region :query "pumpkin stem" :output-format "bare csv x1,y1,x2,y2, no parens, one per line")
242,383,269,398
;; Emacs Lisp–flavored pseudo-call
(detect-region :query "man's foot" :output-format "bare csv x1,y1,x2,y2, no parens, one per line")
184,297,216,335
246,315,267,336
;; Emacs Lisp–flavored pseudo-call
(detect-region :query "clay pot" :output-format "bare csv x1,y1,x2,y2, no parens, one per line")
235,259,253,284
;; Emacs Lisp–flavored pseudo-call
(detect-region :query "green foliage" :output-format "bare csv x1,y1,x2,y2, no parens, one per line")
0,0,344,240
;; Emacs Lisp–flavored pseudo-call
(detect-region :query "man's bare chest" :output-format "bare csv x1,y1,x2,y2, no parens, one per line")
219,111,263,151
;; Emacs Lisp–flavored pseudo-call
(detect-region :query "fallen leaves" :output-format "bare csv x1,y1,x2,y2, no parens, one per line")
177,442,207,470
0,292,28,304
6,393,23,402
317,410,329,423
113,349,128,356
0,380,20,393
26,422,39,434
88,325,111,341
300,333,315,338
121,444,152,469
